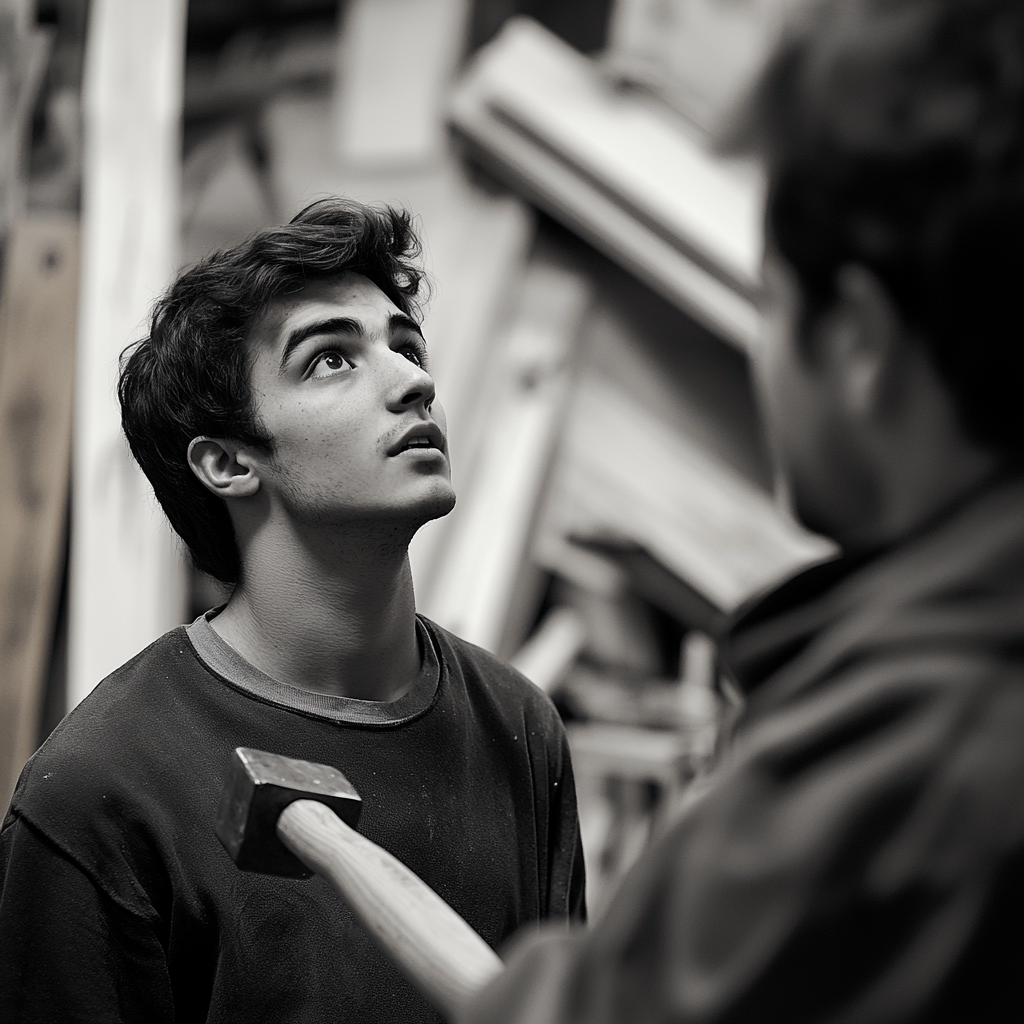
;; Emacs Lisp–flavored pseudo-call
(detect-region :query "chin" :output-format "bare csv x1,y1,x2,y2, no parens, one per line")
381,479,456,532
413,483,457,524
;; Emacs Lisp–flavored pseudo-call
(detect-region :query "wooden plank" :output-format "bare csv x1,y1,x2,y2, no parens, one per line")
334,0,471,169
606,0,790,133
567,722,690,786
538,374,835,614
68,0,188,709
0,4,52,239
449,17,764,352
0,215,78,809
420,260,591,654
509,606,586,694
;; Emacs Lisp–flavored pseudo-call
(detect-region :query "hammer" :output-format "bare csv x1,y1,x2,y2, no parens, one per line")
216,747,503,1018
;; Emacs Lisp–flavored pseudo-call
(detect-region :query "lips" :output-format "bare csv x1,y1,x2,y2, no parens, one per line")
388,422,446,456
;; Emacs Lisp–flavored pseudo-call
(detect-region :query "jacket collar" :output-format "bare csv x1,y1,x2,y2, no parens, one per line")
723,470,1024,698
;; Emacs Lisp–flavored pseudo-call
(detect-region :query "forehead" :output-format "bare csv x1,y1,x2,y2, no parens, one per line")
251,272,405,352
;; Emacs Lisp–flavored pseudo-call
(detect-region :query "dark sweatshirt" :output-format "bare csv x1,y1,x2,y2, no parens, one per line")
463,475,1024,1024
0,614,585,1024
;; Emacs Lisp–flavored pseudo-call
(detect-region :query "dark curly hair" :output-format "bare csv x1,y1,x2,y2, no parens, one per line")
741,0,1024,461
118,197,426,584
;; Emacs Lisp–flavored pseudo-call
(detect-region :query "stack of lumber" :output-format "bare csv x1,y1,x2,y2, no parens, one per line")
449,17,764,353
444,19,839,913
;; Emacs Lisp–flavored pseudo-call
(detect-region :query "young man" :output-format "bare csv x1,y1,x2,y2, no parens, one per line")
0,199,585,1023
452,0,1024,1021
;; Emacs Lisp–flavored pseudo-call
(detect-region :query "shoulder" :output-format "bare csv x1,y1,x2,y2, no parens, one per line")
420,616,566,738
6,627,207,916
16,627,201,797
725,650,1024,877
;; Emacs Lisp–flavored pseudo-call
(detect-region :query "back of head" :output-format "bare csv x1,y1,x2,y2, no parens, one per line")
118,197,425,586
745,0,1024,462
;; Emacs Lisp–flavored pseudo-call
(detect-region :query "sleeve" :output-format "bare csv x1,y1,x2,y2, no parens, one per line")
0,813,175,1024
461,657,1024,1024
545,725,587,925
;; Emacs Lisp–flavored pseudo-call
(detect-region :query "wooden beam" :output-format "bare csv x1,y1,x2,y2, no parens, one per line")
509,606,586,693
0,3,52,239
538,375,835,615
606,0,790,134
333,0,471,169
449,18,764,352
0,216,78,809
68,0,188,709
420,260,591,654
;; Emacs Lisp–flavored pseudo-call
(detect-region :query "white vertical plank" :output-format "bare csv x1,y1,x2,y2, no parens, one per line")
68,0,188,709
334,0,470,169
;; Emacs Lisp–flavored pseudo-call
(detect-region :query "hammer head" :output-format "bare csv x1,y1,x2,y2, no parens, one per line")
216,747,362,878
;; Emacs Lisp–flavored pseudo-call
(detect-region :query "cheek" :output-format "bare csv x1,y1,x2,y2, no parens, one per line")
265,398,372,470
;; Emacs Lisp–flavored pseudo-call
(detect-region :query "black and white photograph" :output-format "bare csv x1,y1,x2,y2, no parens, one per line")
1,0,1022,1020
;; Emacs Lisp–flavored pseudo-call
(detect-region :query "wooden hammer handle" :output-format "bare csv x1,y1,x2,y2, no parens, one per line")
277,799,503,1018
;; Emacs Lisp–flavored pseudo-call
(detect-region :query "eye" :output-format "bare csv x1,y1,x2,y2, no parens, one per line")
398,338,428,368
309,349,353,379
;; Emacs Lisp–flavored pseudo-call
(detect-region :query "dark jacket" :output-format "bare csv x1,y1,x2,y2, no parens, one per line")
464,475,1024,1023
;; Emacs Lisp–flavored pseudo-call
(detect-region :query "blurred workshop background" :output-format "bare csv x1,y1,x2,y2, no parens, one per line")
0,0,835,913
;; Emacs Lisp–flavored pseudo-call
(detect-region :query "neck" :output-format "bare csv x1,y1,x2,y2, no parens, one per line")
838,391,1001,553
211,520,420,702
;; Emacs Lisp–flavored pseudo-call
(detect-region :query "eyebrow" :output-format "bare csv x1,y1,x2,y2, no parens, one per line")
279,312,424,370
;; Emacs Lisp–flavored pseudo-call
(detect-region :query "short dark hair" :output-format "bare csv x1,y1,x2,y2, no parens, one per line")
118,197,426,584
743,0,1024,461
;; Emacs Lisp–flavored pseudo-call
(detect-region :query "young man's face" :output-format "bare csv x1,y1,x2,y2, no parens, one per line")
244,272,456,532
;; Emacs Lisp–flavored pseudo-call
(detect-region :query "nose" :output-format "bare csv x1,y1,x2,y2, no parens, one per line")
387,355,436,413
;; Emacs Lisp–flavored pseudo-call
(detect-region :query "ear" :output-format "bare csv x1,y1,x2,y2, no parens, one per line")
821,264,904,418
187,437,261,499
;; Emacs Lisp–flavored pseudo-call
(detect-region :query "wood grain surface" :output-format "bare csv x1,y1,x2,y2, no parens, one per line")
0,215,78,810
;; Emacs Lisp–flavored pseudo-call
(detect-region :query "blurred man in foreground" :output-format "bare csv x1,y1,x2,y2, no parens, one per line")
460,0,1024,1019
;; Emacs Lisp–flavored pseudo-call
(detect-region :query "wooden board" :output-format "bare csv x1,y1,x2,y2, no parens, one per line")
0,5,52,239
334,0,471,169
449,18,764,352
537,373,835,614
606,0,792,133
420,259,591,654
0,216,78,809
68,0,188,709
